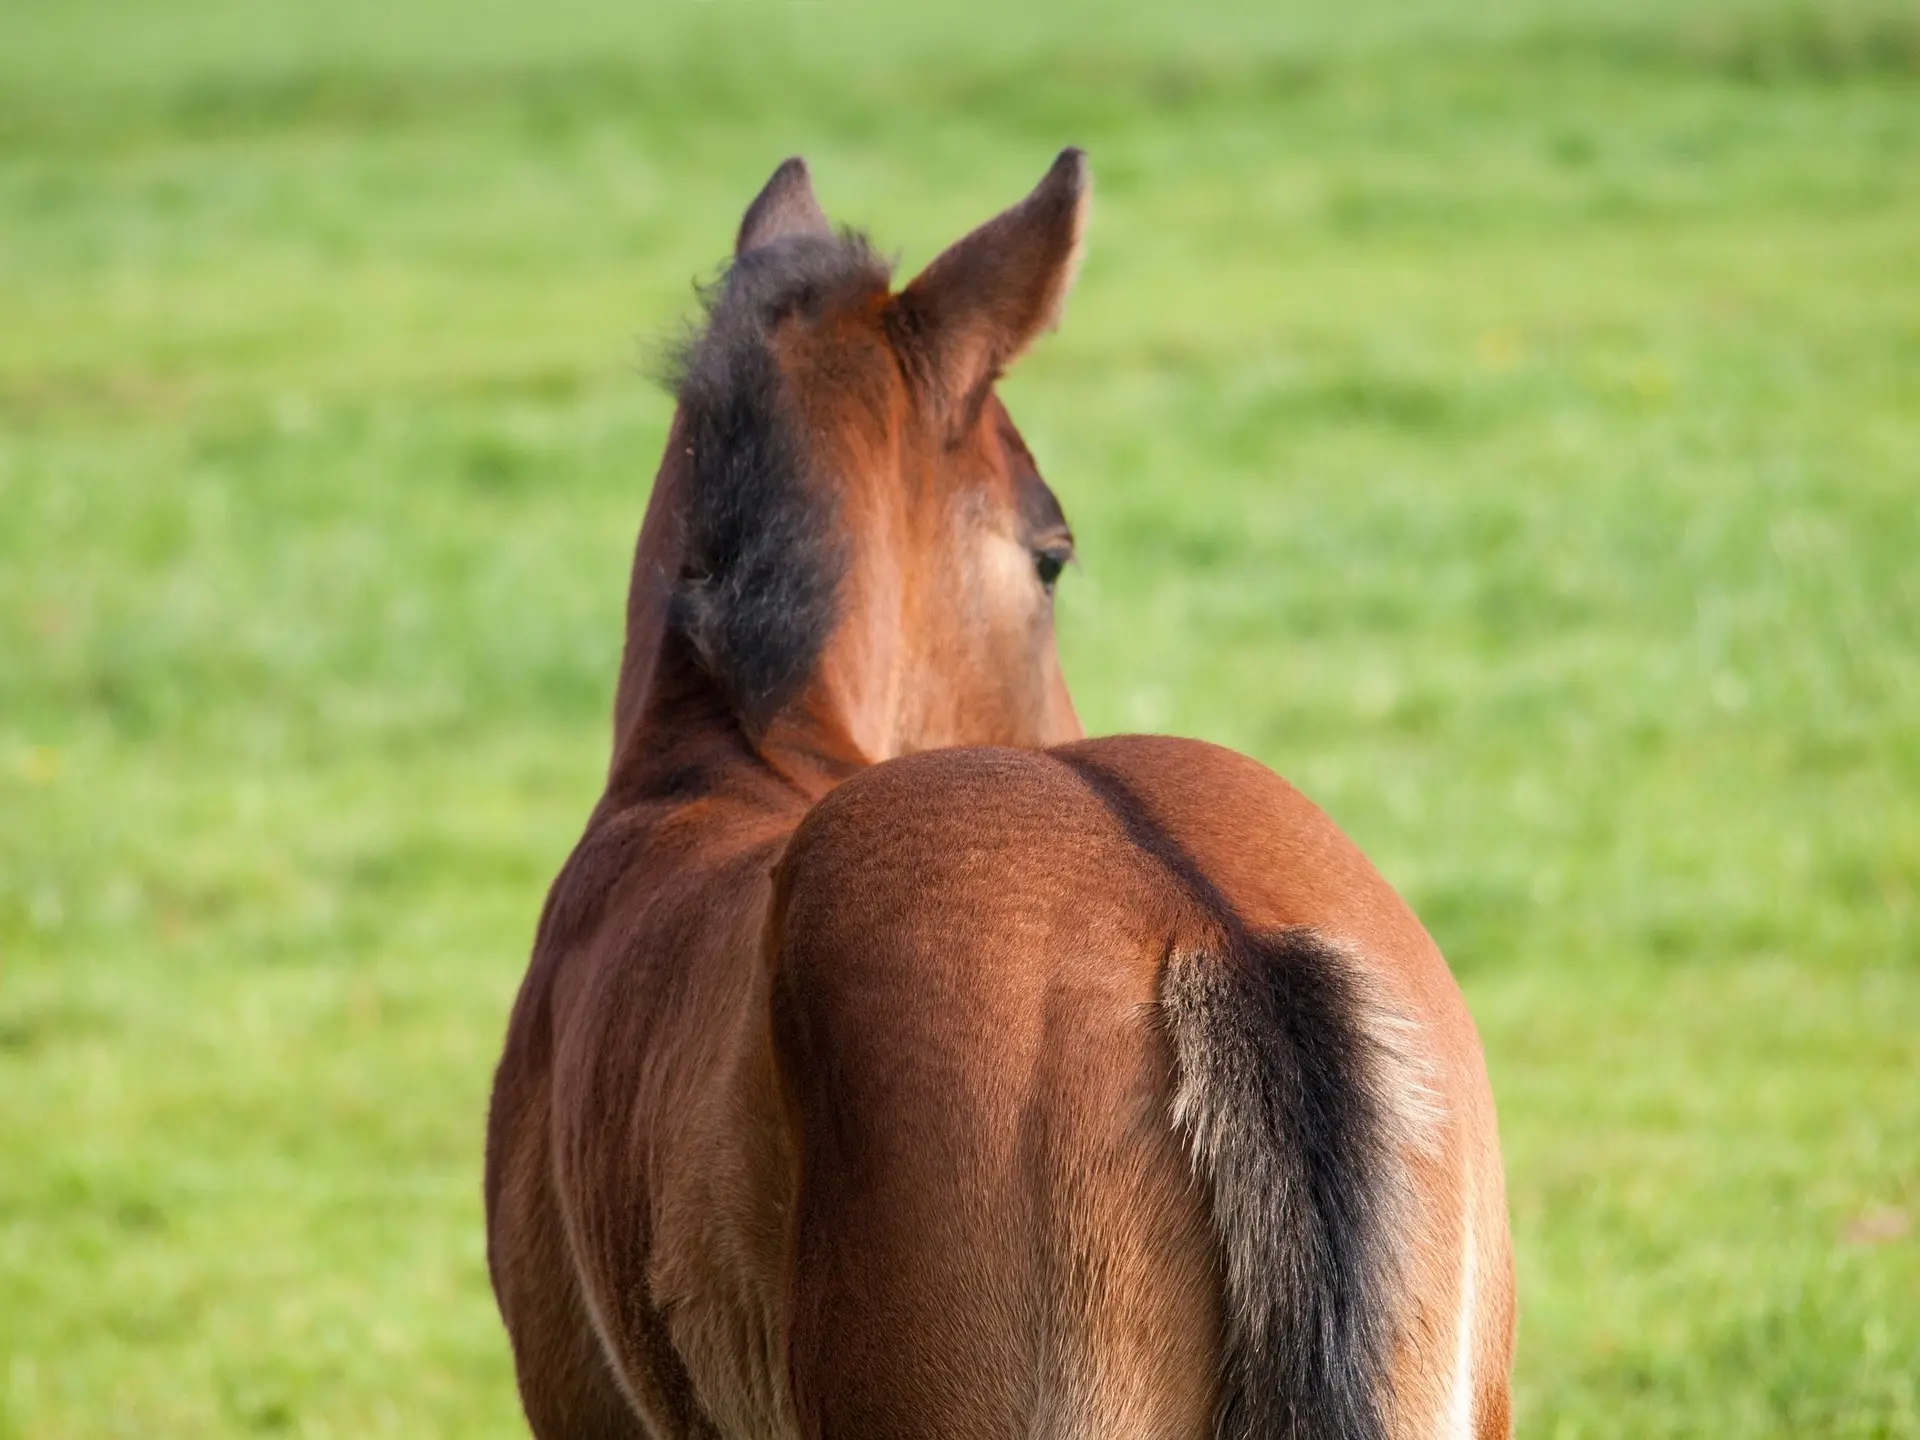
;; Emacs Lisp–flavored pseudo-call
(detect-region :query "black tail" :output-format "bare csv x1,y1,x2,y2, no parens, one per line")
1161,928,1408,1440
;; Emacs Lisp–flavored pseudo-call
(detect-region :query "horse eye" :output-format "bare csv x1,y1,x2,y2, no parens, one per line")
1034,544,1071,589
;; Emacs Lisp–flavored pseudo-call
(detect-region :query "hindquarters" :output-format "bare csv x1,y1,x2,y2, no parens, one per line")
1060,736,1514,1438
772,749,1220,1438
771,743,1509,1439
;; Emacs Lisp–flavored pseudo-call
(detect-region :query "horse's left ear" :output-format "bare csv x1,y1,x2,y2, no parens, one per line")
889,148,1090,430
737,157,832,256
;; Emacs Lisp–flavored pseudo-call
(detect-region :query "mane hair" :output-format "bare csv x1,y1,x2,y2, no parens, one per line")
665,231,893,733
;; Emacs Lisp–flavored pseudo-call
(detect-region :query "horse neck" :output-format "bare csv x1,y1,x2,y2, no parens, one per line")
606,430,879,810
608,441,683,754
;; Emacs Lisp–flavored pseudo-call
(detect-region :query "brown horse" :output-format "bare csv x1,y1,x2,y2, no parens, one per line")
486,150,1513,1439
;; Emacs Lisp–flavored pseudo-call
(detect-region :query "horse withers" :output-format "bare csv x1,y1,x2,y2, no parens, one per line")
485,149,1513,1439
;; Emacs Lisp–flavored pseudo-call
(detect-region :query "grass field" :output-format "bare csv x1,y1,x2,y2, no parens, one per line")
3,0,1918,1434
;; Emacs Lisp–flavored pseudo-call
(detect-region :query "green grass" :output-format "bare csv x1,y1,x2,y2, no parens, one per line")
3,0,1917,1434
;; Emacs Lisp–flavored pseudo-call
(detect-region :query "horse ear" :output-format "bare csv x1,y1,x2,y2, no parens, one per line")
737,157,831,256
890,148,1090,429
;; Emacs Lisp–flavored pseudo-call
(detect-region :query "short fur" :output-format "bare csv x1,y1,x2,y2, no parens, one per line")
665,233,891,731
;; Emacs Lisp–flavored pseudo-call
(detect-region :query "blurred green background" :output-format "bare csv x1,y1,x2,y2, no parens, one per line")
3,0,1917,1434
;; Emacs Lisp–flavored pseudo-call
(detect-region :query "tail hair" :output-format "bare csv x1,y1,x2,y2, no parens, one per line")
1161,928,1424,1440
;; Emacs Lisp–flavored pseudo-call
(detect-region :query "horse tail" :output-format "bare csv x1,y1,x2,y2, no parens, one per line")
1160,928,1422,1440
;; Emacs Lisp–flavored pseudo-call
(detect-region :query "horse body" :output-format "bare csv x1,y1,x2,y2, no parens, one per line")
486,152,1513,1439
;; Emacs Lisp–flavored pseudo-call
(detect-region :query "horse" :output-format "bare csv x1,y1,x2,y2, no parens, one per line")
485,149,1514,1440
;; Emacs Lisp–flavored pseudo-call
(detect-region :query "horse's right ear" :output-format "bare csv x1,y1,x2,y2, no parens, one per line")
889,148,1090,433
737,157,832,256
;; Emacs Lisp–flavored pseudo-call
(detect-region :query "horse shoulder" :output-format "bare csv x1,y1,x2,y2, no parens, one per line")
503,800,806,1439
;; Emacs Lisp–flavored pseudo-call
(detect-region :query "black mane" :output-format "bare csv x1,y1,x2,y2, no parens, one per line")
666,232,893,734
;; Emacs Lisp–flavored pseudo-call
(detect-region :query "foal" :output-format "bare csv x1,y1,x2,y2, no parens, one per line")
486,151,1513,1440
